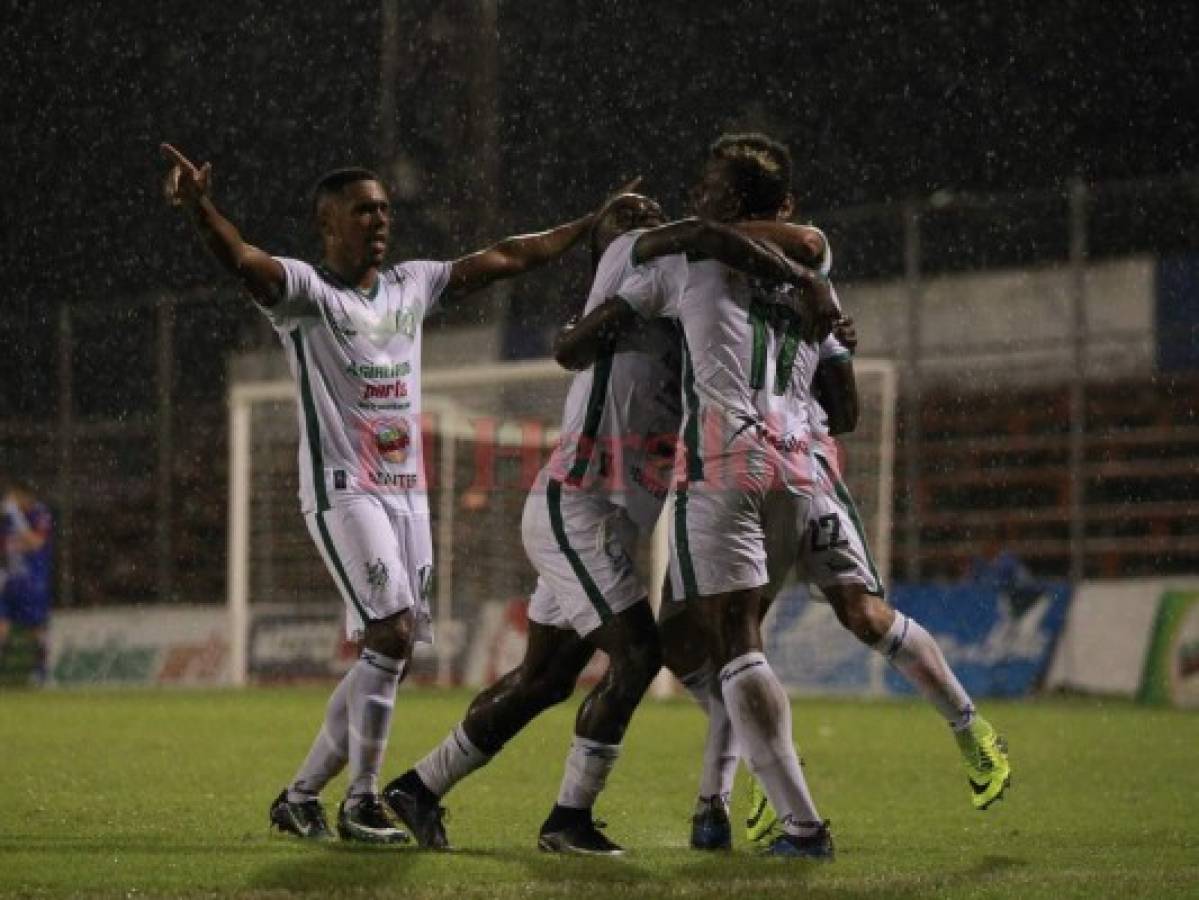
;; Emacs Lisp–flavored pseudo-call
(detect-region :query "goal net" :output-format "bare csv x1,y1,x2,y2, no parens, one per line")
226,358,896,691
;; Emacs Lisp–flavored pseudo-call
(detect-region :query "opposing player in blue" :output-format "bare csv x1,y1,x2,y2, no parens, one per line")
0,479,54,685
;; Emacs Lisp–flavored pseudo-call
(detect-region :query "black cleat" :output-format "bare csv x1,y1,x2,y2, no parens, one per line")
690,799,732,851
762,820,835,860
383,772,450,850
269,790,332,840
538,805,624,856
336,795,411,845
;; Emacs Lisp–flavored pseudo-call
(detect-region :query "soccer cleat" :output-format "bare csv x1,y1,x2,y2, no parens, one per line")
538,807,624,856
762,820,835,860
336,795,411,845
269,790,332,840
382,773,450,850
955,715,1012,811
690,798,732,851
745,777,780,844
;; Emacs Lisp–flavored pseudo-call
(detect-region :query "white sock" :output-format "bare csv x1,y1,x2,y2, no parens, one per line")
346,649,405,801
414,722,493,798
680,661,738,807
555,735,620,810
875,613,975,729
287,667,352,802
720,652,822,837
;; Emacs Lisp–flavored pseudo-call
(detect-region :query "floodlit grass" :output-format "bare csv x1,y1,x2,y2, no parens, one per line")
0,687,1196,898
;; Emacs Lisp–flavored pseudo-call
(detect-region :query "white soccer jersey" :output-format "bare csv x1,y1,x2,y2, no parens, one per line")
674,244,848,490
260,257,452,516
543,230,688,531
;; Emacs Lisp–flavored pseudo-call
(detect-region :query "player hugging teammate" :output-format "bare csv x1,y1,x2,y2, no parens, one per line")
161,130,1009,858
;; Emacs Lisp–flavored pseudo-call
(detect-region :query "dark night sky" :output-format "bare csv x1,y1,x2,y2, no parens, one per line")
1,0,1196,312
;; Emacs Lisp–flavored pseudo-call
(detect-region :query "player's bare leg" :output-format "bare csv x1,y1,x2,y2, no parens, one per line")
538,599,662,855
690,588,832,859
385,622,594,848
823,584,1011,809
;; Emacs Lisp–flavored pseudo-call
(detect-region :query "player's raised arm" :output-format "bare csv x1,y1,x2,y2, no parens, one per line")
443,178,641,303
814,316,860,434
731,220,828,271
160,143,285,308
632,217,809,285
552,299,639,371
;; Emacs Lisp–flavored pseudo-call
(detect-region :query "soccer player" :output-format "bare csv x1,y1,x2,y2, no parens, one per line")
0,479,53,685
383,192,828,854
160,142,633,845
663,133,1010,857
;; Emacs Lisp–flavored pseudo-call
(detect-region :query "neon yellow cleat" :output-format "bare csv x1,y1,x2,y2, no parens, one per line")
955,716,1011,810
745,776,779,843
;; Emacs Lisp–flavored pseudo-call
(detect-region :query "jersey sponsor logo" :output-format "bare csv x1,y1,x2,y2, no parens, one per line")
361,379,409,401
374,418,411,464
346,362,412,379
368,470,421,489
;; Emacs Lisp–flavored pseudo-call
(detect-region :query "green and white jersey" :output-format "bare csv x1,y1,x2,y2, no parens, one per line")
544,230,688,532
261,257,452,516
674,234,849,488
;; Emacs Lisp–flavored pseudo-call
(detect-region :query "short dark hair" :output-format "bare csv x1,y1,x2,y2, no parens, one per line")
311,167,382,218
708,132,793,218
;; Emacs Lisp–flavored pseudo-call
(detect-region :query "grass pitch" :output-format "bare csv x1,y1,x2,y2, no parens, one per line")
0,687,1196,898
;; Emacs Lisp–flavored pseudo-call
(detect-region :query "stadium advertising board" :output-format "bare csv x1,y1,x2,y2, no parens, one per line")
1138,591,1199,709
765,582,1071,698
49,606,229,686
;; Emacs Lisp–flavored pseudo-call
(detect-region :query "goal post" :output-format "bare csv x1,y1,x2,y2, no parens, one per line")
226,357,896,688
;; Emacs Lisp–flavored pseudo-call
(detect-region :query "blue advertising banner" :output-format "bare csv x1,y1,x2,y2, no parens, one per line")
763,581,1072,698
886,583,1072,698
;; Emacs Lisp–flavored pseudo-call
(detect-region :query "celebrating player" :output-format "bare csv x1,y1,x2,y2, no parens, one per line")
661,134,1009,857
160,142,631,845
383,192,829,854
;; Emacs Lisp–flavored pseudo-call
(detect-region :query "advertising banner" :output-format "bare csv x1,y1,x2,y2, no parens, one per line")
763,582,1071,698
49,606,230,686
1138,591,1199,709
886,583,1071,698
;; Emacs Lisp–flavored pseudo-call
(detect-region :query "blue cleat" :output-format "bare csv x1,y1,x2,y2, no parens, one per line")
762,820,834,860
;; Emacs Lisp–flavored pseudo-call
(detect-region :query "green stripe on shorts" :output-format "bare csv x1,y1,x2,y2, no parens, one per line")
314,511,371,624
546,478,613,623
674,486,700,599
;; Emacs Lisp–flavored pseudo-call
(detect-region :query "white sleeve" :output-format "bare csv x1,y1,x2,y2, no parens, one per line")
264,257,324,329
809,227,833,277
617,252,687,320
402,260,454,320
819,283,850,361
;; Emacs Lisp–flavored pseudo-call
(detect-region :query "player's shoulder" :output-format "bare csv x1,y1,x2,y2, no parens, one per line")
383,260,452,291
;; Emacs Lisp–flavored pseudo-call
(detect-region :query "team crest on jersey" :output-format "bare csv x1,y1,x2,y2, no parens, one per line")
374,418,411,464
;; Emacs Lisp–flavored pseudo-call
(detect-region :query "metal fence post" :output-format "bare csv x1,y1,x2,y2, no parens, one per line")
56,304,74,607
1068,179,1090,582
156,296,175,603
902,198,923,582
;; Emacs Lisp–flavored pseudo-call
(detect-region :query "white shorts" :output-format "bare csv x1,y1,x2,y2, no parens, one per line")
303,494,434,642
668,450,881,601
522,474,646,638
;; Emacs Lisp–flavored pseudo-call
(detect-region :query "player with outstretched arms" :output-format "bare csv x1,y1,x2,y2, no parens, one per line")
383,192,830,854
160,143,632,845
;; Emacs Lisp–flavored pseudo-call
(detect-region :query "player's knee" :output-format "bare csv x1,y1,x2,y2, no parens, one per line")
833,591,890,644
524,671,575,709
363,610,414,660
